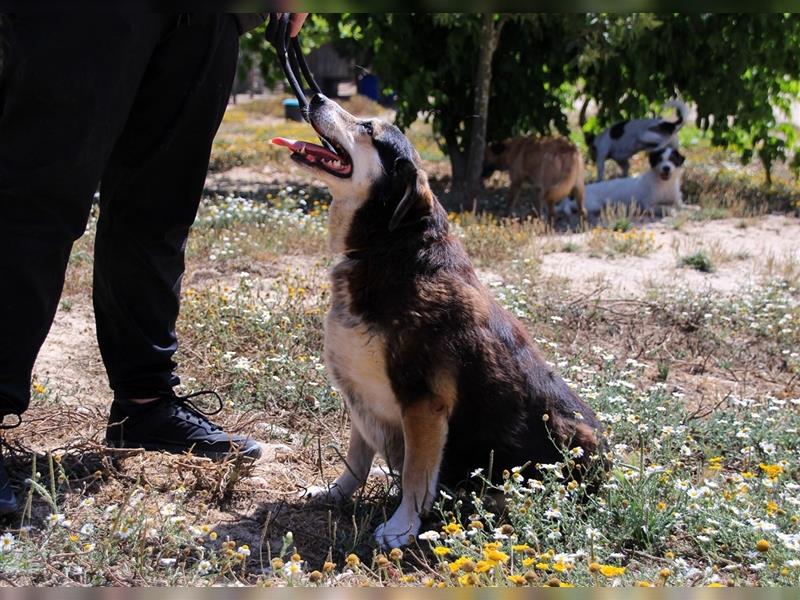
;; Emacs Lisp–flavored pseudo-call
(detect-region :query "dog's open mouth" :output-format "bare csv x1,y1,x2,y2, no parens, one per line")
660,172,671,181
271,136,352,178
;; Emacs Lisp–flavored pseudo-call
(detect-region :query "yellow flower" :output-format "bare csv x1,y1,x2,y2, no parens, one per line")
659,568,671,578
484,548,510,565
637,581,654,587
512,544,530,552
443,522,463,535
458,573,479,587
33,382,46,394
759,463,784,480
707,583,725,587
599,565,626,577
475,560,493,573
522,557,535,567
552,561,567,573
756,539,770,553
449,557,475,573
433,546,451,557
536,562,550,571
346,553,360,568
588,562,601,573
766,501,780,515
507,574,527,586
323,561,335,572
389,548,404,561
656,501,667,511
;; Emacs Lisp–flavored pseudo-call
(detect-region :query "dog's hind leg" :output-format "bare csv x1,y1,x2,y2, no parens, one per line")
595,158,606,182
572,180,587,226
506,180,523,216
542,189,559,230
304,424,375,502
617,158,630,178
374,397,451,548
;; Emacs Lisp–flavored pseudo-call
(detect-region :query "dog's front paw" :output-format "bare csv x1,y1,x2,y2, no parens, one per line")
300,483,349,504
374,512,421,549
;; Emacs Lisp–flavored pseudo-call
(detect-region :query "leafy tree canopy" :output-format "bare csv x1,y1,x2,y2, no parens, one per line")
244,13,800,186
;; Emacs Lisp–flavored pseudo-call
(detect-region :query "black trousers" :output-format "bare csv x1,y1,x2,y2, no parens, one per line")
0,13,239,416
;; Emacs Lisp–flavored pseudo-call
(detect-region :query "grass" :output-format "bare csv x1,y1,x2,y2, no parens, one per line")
586,227,656,258
2,95,800,587
679,251,715,273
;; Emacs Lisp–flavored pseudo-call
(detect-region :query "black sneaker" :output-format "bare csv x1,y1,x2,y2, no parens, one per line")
105,391,261,461
0,415,20,515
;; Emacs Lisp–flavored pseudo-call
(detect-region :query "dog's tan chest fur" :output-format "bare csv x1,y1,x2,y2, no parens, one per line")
324,290,403,457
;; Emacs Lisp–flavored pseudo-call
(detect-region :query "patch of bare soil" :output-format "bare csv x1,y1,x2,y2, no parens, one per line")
32,303,106,411
539,214,800,296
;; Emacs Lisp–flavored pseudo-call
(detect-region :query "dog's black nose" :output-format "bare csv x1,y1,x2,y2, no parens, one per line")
310,93,328,108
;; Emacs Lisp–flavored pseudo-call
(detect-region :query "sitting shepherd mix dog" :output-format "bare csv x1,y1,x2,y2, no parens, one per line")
481,136,586,225
272,94,604,548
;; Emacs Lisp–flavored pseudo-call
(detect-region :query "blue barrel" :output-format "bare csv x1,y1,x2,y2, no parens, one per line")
283,98,303,122
358,74,380,101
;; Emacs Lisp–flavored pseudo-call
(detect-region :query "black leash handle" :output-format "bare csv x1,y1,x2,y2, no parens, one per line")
265,13,334,152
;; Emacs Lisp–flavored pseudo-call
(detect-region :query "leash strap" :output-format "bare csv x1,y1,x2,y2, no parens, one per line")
265,13,334,152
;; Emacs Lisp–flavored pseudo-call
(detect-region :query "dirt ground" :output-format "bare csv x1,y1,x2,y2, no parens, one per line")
9,155,796,571
539,214,800,295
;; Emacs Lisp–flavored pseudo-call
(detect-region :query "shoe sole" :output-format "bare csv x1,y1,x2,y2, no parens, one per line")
105,440,261,462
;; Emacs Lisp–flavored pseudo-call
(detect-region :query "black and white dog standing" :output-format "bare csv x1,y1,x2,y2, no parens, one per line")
586,100,689,181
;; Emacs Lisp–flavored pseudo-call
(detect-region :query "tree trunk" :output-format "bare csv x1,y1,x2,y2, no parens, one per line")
462,13,506,212
445,134,467,206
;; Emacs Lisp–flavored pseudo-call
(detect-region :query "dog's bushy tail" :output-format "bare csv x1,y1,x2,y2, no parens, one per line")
664,99,689,129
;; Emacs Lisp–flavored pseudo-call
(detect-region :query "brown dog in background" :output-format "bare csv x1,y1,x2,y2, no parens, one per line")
483,136,586,225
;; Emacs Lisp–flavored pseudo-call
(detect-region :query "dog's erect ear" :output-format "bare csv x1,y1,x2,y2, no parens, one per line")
671,149,686,167
388,157,433,231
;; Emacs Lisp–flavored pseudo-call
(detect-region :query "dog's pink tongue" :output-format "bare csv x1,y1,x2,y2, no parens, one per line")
271,137,305,152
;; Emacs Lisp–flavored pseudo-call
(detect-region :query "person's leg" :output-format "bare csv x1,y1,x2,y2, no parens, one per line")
0,13,167,513
0,14,164,418
96,15,260,459
94,14,238,399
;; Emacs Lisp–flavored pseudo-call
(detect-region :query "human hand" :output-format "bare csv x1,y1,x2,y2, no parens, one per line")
289,13,308,37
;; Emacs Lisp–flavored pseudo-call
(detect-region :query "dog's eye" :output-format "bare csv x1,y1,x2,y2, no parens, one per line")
361,121,374,137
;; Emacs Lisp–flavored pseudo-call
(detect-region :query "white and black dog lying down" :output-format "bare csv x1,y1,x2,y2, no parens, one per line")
585,100,689,181
272,95,605,548
558,146,686,222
